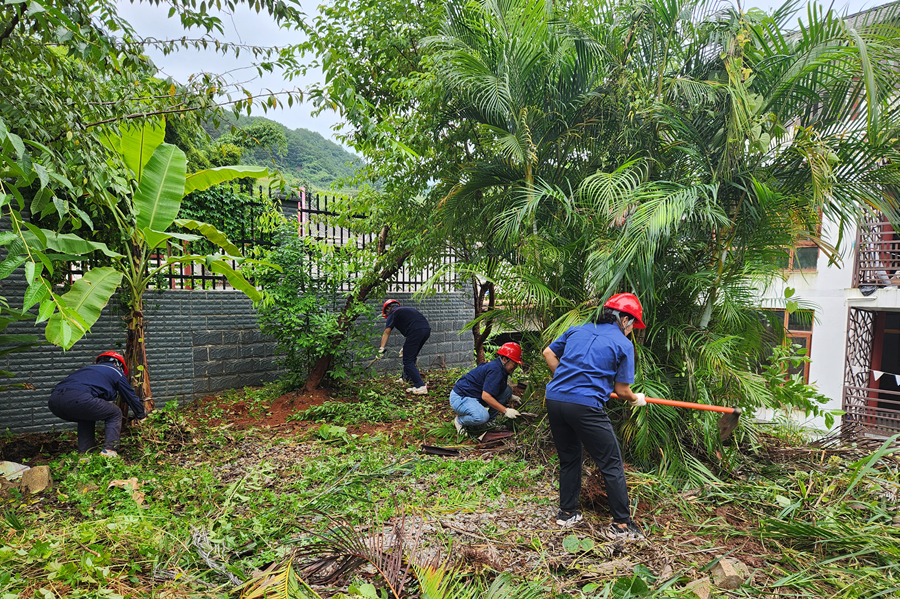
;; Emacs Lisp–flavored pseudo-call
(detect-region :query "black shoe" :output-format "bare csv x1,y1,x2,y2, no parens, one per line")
556,510,583,528
605,521,645,540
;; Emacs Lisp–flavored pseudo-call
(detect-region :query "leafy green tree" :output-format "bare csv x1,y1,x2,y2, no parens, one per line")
249,224,376,391
0,0,304,390
0,116,123,386
298,0,521,362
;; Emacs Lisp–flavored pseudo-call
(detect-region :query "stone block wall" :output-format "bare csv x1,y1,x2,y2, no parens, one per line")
0,281,474,434
362,292,475,377
0,283,279,434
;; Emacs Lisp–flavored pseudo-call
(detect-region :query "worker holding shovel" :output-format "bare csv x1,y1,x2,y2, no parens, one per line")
542,293,647,539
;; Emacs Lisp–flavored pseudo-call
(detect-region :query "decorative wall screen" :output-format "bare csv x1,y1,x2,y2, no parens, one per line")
842,307,900,435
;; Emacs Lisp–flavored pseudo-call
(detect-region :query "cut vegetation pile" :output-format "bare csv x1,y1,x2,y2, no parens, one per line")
1,372,898,598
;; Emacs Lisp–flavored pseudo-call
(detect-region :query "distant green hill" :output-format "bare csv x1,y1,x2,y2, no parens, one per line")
203,115,360,191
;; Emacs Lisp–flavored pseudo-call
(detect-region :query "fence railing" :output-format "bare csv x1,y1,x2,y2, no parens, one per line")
66,185,458,293
853,216,900,287
843,384,900,436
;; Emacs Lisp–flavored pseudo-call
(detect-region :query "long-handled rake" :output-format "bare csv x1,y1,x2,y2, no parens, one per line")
611,393,742,439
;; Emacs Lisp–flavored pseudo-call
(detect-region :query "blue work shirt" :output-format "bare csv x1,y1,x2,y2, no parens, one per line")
54,363,146,419
385,306,430,336
453,358,509,399
545,323,635,407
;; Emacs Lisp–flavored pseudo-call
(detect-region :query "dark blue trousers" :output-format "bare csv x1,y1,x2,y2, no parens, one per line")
547,399,632,523
48,387,123,453
402,327,431,387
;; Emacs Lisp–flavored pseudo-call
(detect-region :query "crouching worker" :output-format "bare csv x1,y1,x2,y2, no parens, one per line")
450,342,523,434
48,352,146,457
543,293,647,539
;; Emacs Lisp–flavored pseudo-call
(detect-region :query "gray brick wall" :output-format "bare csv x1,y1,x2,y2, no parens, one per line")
362,293,475,376
0,281,473,434
0,282,280,434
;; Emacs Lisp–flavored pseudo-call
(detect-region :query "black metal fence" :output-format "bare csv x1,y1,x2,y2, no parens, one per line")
66,185,458,293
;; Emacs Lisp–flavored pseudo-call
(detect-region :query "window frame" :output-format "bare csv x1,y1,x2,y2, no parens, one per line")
765,309,814,384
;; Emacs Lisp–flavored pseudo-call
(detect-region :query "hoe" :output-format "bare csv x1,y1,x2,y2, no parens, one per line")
610,393,742,440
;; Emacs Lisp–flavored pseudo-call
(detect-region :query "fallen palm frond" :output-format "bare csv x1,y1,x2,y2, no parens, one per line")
238,556,323,599
413,561,547,599
293,512,425,599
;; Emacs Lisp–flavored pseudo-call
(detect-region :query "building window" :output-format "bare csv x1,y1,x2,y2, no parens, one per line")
776,243,819,272
764,309,814,383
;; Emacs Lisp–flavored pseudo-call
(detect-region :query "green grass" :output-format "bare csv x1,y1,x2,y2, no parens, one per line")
2,377,899,599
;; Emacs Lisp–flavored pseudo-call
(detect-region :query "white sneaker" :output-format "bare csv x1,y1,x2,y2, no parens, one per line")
453,417,465,434
556,510,583,528
394,378,405,384
406,386,428,395
100,449,119,458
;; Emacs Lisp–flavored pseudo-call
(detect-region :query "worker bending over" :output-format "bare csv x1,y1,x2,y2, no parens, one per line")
48,352,146,457
378,299,431,394
450,342,523,434
543,293,647,539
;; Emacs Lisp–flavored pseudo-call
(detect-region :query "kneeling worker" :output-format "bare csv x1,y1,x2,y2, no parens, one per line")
450,342,523,434
48,352,146,457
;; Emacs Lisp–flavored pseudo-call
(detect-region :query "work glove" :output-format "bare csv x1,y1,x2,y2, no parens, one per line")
504,408,521,419
627,392,647,408
398,348,403,358
510,394,522,406
377,347,386,358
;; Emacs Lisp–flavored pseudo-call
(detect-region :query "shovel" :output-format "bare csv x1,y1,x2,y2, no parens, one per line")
610,393,742,440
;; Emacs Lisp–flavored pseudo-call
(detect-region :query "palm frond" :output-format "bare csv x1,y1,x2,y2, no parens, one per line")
294,512,424,599
239,557,323,599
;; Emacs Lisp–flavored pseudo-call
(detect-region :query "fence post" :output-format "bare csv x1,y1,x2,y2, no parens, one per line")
298,187,307,237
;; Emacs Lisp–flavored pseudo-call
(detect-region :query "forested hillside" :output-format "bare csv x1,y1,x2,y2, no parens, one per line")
203,115,360,190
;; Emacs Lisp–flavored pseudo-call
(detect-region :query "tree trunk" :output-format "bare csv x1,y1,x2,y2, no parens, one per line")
303,248,412,392
119,293,154,417
472,279,495,364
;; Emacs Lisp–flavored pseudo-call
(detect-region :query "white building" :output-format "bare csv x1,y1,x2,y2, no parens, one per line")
759,212,900,435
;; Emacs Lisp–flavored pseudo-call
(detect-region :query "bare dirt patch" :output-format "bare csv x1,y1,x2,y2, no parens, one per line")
186,388,331,430
0,432,75,466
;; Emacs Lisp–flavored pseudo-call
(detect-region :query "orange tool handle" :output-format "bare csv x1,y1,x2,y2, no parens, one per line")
610,393,740,414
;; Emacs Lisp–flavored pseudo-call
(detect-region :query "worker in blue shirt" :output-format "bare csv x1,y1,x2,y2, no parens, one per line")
378,299,431,394
542,293,648,539
48,352,145,457
450,342,523,434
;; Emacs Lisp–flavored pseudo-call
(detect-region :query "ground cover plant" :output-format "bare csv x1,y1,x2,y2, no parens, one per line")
2,371,899,598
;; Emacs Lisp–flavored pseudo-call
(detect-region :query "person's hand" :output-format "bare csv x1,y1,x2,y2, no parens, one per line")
377,347,386,358
628,392,647,408
510,394,522,407
504,408,521,419
398,348,403,358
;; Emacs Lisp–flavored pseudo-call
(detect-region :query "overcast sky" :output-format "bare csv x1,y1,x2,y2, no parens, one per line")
117,0,890,142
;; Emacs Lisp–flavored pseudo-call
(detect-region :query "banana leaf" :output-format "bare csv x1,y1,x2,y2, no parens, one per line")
134,143,186,232
45,267,123,349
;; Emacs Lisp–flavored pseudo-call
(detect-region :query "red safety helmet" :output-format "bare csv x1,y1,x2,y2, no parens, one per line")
603,293,645,329
382,299,401,318
497,342,524,365
96,351,128,376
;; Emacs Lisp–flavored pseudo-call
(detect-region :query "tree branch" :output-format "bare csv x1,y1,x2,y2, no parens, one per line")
0,6,22,49
55,90,301,141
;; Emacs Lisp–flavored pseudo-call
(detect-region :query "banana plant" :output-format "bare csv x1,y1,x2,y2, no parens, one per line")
84,117,271,414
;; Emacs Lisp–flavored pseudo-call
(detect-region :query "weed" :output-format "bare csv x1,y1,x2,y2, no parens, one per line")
291,391,411,426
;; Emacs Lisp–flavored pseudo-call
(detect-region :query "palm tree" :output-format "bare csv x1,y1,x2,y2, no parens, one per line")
429,0,900,479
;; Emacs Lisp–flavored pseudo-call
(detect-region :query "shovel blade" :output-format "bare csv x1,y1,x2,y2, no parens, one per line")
716,408,741,440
